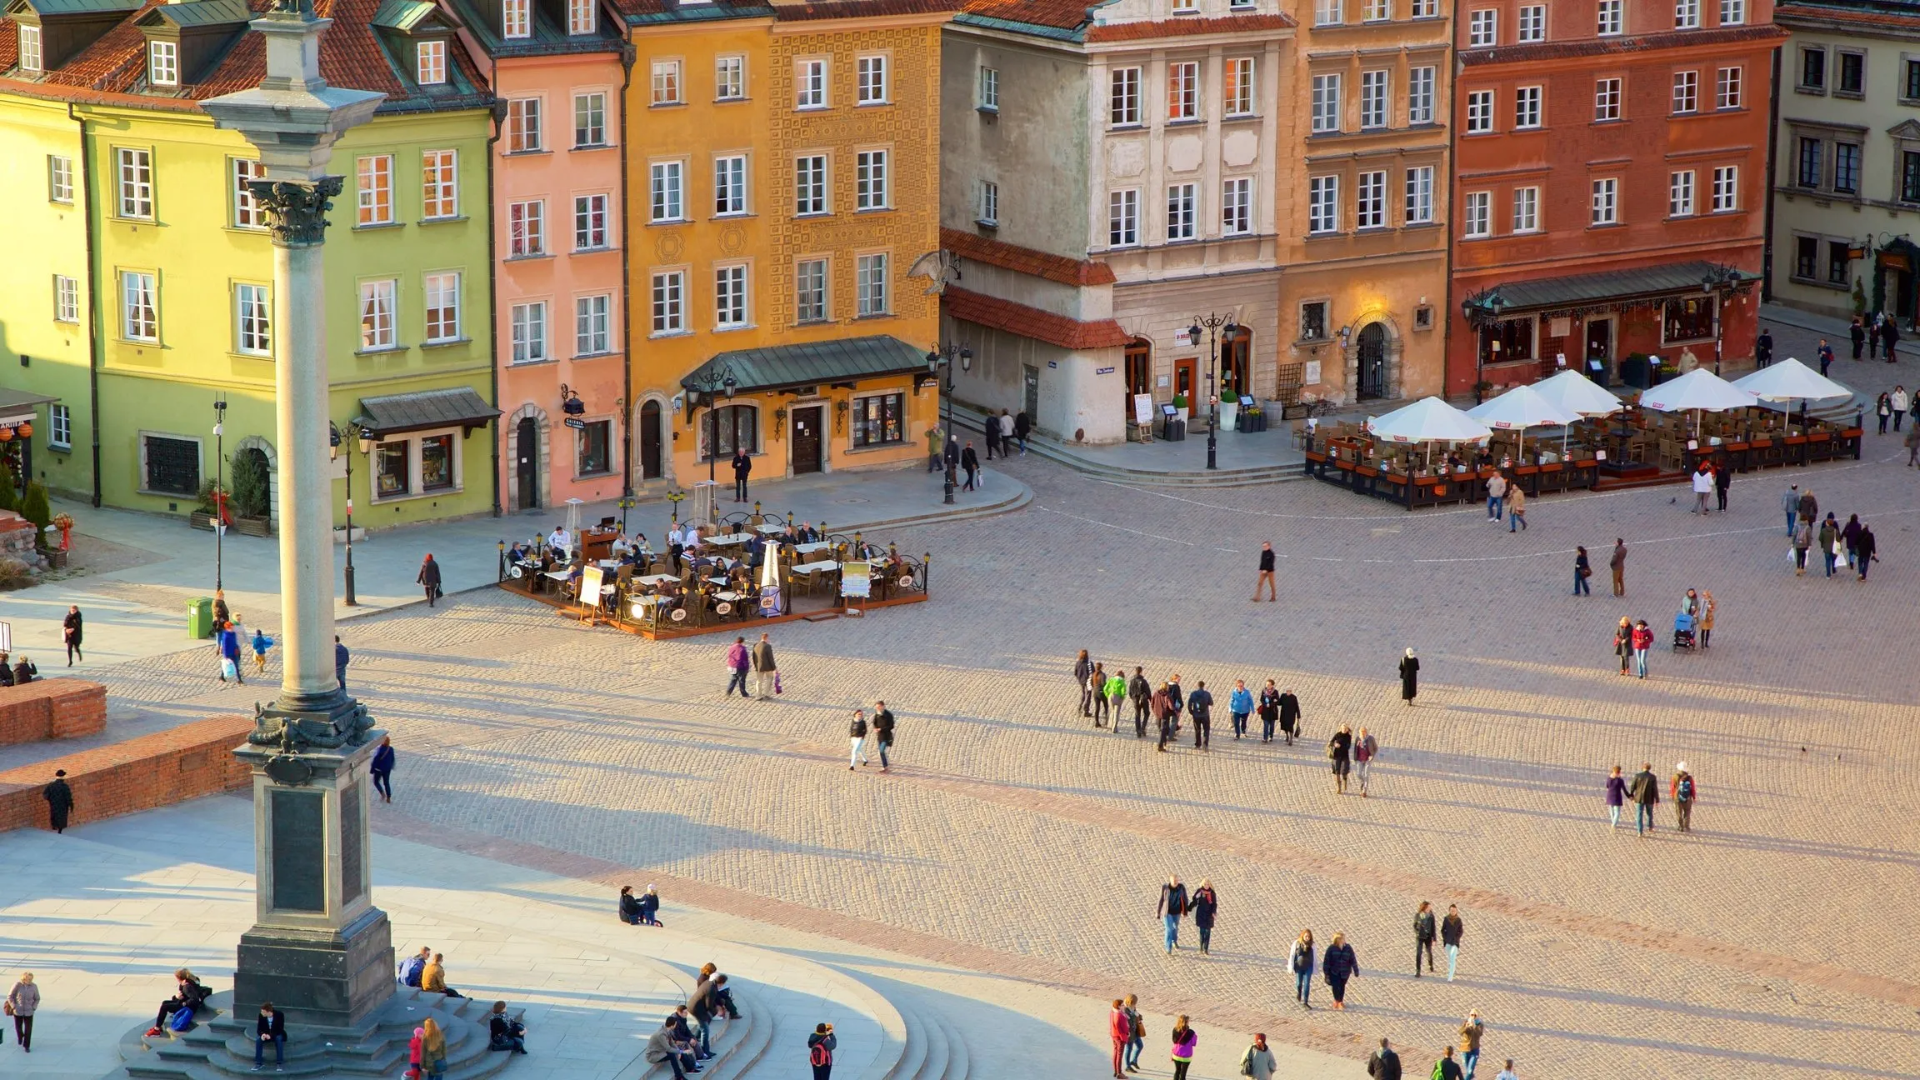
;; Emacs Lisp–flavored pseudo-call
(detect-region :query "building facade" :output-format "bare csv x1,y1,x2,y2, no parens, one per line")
941,0,1293,445
1770,0,1920,325
1276,0,1451,407
0,0,500,528
1448,0,1780,394
614,0,945,496
444,0,631,513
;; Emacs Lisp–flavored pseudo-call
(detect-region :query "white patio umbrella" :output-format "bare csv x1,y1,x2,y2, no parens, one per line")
1730,356,1852,402
1639,368,1757,439
1531,369,1624,457
1368,396,1492,469
1468,384,1579,466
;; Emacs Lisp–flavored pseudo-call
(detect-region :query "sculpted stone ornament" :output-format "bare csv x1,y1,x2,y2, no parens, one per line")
248,697,374,754
246,176,345,247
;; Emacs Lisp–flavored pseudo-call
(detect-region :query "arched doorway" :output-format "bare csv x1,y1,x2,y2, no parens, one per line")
231,447,272,524
1357,324,1389,400
515,416,538,509
1222,327,1252,401
1124,338,1151,423
639,400,663,480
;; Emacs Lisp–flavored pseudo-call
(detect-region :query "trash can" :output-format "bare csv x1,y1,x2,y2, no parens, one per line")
186,597,214,639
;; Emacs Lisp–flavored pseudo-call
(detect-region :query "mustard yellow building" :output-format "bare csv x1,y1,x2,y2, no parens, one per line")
615,0,947,494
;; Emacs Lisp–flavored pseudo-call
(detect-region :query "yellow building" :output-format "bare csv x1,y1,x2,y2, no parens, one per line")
616,0,947,495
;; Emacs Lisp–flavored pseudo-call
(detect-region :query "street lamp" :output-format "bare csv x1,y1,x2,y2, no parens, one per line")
686,366,739,486
213,394,227,590
927,341,972,504
329,420,371,606
1188,313,1236,471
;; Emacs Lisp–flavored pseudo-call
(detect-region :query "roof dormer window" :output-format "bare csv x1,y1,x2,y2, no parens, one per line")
566,0,593,35
19,25,42,73
416,39,446,84
502,0,529,37
149,39,177,85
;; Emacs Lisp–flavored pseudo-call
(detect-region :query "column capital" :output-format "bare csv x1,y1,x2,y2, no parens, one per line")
248,176,346,248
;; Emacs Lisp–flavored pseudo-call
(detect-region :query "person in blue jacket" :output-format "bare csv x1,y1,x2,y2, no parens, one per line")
370,735,396,803
1228,680,1255,739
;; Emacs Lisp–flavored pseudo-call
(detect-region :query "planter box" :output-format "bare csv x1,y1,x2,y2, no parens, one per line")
333,526,367,544
234,516,271,538
189,511,215,532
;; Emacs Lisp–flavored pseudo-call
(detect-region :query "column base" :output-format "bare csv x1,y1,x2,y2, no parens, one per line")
233,906,395,1030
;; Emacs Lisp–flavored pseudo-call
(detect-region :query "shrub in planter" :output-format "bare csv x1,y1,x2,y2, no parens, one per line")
1172,394,1189,410
18,481,51,539
230,449,271,520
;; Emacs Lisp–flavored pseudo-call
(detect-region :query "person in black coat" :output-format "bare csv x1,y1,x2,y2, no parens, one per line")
1128,667,1152,737
1367,1038,1402,1080
960,442,980,491
254,1002,287,1068
43,770,73,833
871,702,896,772
1883,318,1902,362
1322,933,1359,1009
1398,649,1419,705
1186,681,1213,750
1188,881,1218,954
1258,681,1281,742
1014,410,1032,453
1856,523,1878,579
731,447,752,502
488,1002,528,1054
619,885,644,925
63,605,83,665
418,554,443,607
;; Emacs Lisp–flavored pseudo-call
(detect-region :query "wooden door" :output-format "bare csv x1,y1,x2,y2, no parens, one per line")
1174,359,1197,416
791,406,823,474
639,401,663,480
515,417,538,509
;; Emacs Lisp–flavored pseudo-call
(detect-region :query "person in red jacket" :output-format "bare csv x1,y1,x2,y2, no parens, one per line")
1629,620,1653,679
1109,1000,1132,1078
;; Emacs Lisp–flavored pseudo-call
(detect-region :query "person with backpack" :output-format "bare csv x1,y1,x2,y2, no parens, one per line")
807,1022,836,1080
1367,1038,1402,1080
145,969,210,1036
398,947,431,987
1104,669,1128,733
1128,667,1152,737
1432,1045,1464,1080
847,710,869,770
1157,875,1189,954
1168,1017,1196,1080
1239,1033,1277,1080
1288,929,1316,1008
1186,680,1213,750
1152,683,1176,752
1670,764,1698,833
1413,902,1437,976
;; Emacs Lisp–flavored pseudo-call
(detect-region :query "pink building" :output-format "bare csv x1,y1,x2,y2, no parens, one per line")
445,0,631,513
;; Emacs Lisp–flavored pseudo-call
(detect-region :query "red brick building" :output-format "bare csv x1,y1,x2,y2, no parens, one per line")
1447,0,1783,395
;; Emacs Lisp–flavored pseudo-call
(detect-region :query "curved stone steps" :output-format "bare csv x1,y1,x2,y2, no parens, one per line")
930,1009,969,1080
634,984,768,1080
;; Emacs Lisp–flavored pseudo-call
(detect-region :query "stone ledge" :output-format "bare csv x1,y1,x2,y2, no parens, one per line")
0,677,107,746
0,714,253,832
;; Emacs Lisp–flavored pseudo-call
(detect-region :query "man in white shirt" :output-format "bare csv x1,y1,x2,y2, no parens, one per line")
1690,463,1714,514
548,525,572,555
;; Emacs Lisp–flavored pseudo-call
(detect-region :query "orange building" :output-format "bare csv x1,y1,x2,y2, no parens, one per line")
1448,0,1781,395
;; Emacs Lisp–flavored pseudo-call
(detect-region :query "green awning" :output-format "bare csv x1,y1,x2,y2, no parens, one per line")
1464,261,1756,323
138,0,251,28
354,387,498,437
680,335,930,396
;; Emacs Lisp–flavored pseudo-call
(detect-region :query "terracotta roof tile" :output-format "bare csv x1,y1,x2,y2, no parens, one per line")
958,0,1095,33
1459,23,1782,66
41,0,166,90
1083,11,1292,40
0,19,17,72
945,287,1132,350
1777,1,1920,28
941,226,1116,287
772,0,958,19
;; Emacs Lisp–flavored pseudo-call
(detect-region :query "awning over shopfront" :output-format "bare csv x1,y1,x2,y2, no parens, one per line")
680,336,930,399
353,387,499,437
0,387,59,427
1462,261,1757,324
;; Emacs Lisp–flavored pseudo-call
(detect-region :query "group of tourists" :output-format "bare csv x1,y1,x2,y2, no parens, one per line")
1072,653,1312,749
1782,484,1878,579
1604,762,1699,835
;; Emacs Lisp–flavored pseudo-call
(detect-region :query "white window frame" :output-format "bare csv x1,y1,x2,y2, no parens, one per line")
1410,0,1436,15
510,301,548,364
235,283,271,355
575,295,612,356
1409,67,1435,124
1672,70,1698,114
122,270,158,342
1594,78,1622,121
1720,0,1745,24
1711,165,1738,212
1363,0,1390,20
856,253,889,317
1356,170,1386,230
857,55,888,105
574,193,609,251
1597,0,1622,35
650,270,685,334
1222,176,1252,235
714,155,747,216
49,155,73,203
1360,70,1389,130
1405,166,1434,224
1591,177,1619,225
1111,67,1141,126
1314,0,1342,26
1462,191,1491,238
795,259,828,323
715,264,748,329
232,158,265,229
1308,175,1339,235
1512,186,1539,233
567,0,595,34
416,40,446,86
1311,73,1342,134
357,154,394,225
49,404,71,450
1109,189,1139,246
19,25,41,73
1466,90,1494,133
651,60,682,106
502,0,530,38
650,160,684,223
116,148,153,220
856,149,889,211
1515,85,1541,128
424,272,461,343
979,180,999,226
1675,0,1699,29
360,279,398,350
1225,57,1255,118
1167,61,1199,121
796,58,827,110
148,39,177,86
574,91,607,147
1166,183,1196,241
54,274,79,323
1468,9,1497,46
1517,4,1545,41
796,155,827,216
978,66,999,110
1716,66,1743,109
421,149,458,219
716,56,745,101
507,96,543,153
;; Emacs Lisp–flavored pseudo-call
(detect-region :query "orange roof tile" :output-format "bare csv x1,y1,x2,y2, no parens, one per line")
1777,1,1920,28
773,0,959,19
0,19,16,72
1459,23,1782,66
1083,11,1292,40
958,0,1095,33
941,227,1116,287
945,287,1132,350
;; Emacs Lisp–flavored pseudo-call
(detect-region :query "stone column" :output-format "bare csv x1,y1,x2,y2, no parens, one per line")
203,0,390,1032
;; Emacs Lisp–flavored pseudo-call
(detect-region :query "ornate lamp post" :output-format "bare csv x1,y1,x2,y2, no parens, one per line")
213,393,227,590
926,341,971,504
685,366,739,486
1189,314,1236,471
328,421,369,606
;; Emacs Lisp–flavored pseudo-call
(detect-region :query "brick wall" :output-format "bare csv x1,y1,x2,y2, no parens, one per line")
0,715,253,832
0,678,107,746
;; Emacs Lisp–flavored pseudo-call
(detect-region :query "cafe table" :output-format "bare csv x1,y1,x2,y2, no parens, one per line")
794,541,832,555
707,532,754,546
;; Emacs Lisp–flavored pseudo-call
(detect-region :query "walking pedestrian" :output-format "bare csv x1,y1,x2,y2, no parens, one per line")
1157,875,1188,954
1367,1038,1402,1080
417,553,443,607
1883,317,1901,360
1670,763,1697,832
731,447,752,502
1189,879,1218,954
1288,930,1316,1008
1877,392,1893,435
1572,546,1591,596
752,633,778,699
41,770,72,834
871,702,894,772
1227,679,1253,739
1793,517,1812,575
1857,521,1878,580
1277,685,1301,745
1628,761,1660,834
422,1018,446,1080
1755,328,1773,368
1610,537,1627,595
335,635,349,692
1698,590,1715,649
1398,648,1419,706
1781,484,1800,535
1168,1017,1196,1080
1323,932,1359,1009
1105,669,1128,731
1187,680,1212,750
997,409,1015,455
1129,667,1151,737
1851,316,1866,360
61,606,81,665
1014,409,1031,453
1798,485,1818,525
1842,513,1863,568
1816,338,1834,375
1239,1034,1277,1080
944,434,960,487
1689,463,1712,514
724,636,751,698
1714,457,1732,511
1414,901,1437,976
1485,471,1507,522
1433,1048,1463,1080
1605,765,1626,828
1108,1001,1130,1079
1872,314,1885,359
1252,542,1277,601
1819,513,1840,577
1327,725,1353,794
1152,683,1176,752
1459,1012,1486,1080
984,414,1001,460
7,972,37,1052
218,620,245,684
806,1023,836,1080
960,441,979,491
926,426,942,473
1167,674,1185,731
1122,995,1144,1072
1258,680,1281,742
1441,905,1465,981
1494,1059,1518,1080
1074,650,1095,716
1354,727,1378,796
1090,663,1110,727
1631,620,1652,678
1907,425,1920,465
1506,485,1527,531
847,710,869,770
370,735,395,803
250,627,272,675
1613,617,1632,675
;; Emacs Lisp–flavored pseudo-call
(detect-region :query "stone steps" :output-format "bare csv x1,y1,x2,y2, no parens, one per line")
947,405,1304,489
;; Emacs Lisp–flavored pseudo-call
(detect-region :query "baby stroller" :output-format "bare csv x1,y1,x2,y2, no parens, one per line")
1671,609,1697,651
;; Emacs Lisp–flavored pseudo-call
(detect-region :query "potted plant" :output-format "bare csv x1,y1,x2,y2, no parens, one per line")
1216,385,1240,432
189,480,228,532
228,449,272,537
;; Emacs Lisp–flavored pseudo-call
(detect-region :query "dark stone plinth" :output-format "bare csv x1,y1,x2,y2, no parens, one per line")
233,905,394,1030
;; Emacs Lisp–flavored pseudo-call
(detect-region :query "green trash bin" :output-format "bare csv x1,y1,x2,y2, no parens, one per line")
186,597,214,639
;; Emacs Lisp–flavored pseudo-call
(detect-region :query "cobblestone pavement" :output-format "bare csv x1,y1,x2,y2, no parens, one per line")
44,376,1920,1079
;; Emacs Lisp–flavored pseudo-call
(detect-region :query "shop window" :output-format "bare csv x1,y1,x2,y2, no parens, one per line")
1662,297,1715,343
1794,236,1819,280
375,441,410,497
852,393,904,447
143,435,198,496
1300,301,1329,341
1478,317,1535,364
703,404,757,461
421,434,455,491
577,420,612,475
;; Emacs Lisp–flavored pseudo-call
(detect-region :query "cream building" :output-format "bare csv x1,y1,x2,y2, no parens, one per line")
1771,0,1920,325
939,0,1294,444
